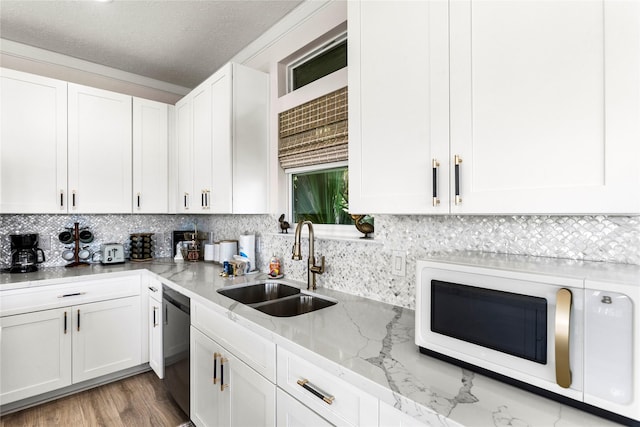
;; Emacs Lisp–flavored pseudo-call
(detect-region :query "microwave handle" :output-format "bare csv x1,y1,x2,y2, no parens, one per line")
555,288,573,388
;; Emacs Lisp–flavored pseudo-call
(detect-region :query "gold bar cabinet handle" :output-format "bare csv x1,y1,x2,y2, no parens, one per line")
297,378,335,405
555,288,572,388
220,357,228,391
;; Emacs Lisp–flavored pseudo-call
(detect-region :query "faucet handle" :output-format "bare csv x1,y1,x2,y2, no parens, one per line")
311,255,325,274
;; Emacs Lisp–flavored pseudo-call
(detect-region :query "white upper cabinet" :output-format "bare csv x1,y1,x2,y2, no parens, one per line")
133,98,169,213
175,77,229,213
68,83,132,213
348,0,449,215
174,63,268,214
229,63,269,214
175,95,194,213
209,67,234,214
0,68,68,213
449,0,640,214
349,0,640,215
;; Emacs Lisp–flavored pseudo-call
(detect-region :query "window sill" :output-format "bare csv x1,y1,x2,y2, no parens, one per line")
264,231,381,245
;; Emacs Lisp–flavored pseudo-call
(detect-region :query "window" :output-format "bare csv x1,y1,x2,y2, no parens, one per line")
290,164,353,226
287,33,347,93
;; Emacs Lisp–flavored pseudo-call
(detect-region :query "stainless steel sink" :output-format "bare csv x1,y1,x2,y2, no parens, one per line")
217,282,300,304
217,282,337,317
253,294,336,317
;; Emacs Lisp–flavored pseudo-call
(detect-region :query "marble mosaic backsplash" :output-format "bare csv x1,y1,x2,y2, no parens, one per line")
2,213,638,309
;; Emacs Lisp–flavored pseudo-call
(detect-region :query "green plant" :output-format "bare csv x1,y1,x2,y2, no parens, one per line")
293,167,353,225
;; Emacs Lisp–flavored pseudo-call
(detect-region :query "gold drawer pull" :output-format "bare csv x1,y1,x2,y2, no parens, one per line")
297,378,334,405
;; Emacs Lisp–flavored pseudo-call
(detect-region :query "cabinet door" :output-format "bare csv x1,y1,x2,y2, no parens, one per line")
176,96,193,213
148,296,164,378
227,346,276,427
68,83,132,213
192,82,214,213
277,388,333,427
191,326,276,427
231,63,269,214
191,326,226,427
0,308,72,404
348,0,450,214
72,296,142,383
449,0,640,214
0,68,67,213
133,98,169,213
210,67,233,213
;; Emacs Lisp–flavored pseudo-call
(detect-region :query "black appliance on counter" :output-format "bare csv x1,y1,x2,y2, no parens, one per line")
163,284,190,417
6,233,45,273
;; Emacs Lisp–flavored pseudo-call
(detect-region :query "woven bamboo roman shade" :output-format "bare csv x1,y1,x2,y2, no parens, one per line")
278,87,347,169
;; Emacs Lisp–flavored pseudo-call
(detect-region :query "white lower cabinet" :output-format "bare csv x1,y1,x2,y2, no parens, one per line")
0,308,72,404
72,296,142,383
147,282,163,378
277,347,378,427
190,326,276,427
0,276,143,406
277,388,333,427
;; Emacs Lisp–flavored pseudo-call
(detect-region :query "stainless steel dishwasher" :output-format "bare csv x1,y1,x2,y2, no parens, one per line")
162,285,190,417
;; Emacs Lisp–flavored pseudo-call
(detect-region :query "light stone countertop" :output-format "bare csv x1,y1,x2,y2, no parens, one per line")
0,258,626,427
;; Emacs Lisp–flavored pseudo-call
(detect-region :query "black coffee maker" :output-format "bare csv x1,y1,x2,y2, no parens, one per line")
7,233,46,273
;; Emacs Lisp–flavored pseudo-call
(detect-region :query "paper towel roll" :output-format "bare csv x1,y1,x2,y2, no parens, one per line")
238,234,255,271
219,240,237,264
213,242,220,263
204,244,214,261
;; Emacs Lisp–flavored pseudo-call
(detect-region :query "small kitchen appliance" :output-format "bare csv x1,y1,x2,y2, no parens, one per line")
415,254,640,424
6,233,45,273
100,243,125,264
129,233,154,262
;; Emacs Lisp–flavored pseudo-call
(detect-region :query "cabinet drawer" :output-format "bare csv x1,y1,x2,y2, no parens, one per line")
0,275,141,316
147,277,162,303
277,347,378,427
191,301,276,382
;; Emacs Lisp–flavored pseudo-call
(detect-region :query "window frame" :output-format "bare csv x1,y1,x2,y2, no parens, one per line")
286,161,365,239
286,31,348,94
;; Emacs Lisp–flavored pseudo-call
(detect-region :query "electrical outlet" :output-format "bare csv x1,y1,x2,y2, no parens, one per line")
392,250,406,277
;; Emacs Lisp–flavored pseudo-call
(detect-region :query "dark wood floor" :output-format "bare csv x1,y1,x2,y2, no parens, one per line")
0,371,190,427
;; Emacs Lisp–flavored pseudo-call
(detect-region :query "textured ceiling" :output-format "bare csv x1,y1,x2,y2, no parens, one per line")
0,0,304,89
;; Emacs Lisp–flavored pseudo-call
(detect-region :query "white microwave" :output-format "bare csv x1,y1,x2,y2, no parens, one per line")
415,254,639,424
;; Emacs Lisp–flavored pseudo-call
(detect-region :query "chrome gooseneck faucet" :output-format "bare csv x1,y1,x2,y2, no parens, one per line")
292,220,325,290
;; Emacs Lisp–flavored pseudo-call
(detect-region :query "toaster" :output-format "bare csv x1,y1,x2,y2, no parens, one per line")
101,243,125,264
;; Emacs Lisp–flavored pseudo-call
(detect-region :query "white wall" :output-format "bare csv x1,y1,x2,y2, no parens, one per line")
230,0,348,215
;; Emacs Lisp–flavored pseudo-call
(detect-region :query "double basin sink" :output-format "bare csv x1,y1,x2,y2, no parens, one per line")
217,281,336,317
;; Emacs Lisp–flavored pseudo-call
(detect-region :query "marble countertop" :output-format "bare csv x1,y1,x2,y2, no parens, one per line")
0,259,625,427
